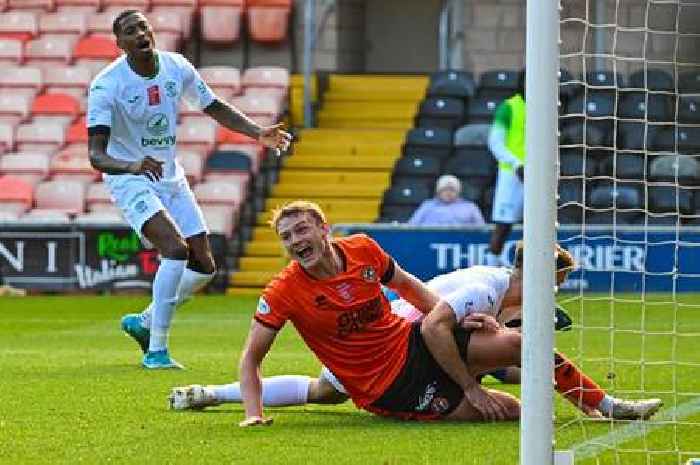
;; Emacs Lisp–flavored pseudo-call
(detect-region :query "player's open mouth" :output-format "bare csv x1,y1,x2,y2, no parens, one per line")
297,246,313,260
138,39,151,51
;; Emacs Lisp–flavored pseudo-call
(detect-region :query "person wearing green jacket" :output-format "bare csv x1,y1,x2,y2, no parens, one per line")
485,71,526,266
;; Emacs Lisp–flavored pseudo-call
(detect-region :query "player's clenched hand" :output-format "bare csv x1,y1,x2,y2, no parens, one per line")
258,123,292,157
239,416,274,427
129,156,164,182
461,313,500,332
464,385,509,422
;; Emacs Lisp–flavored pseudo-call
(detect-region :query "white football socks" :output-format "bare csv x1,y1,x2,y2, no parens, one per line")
208,375,311,406
139,267,215,329
148,258,186,352
597,394,615,416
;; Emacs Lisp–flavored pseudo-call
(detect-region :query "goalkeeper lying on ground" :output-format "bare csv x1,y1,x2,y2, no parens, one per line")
170,241,662,421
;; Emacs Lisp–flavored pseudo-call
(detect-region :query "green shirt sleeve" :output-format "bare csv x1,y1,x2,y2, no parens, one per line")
492,101,512,130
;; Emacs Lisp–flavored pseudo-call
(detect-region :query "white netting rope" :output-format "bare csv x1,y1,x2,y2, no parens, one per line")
557,0,700,463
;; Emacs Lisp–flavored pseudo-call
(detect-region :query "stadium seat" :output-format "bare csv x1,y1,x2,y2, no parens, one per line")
16,121,66,152
0,175,33,214
417,97,465,131
214,143,262,173
650,126,677,152
443,149,496,179
679,96,700,124
101,0,150,11
44,65,91,95
648,185,694,214
378,204,415,223
586,70,623,88
242,66,289,97
589,181,643,210
25,33,78,71
49,150,97,183
677,126,700,154
74,209,126,225
73,35,121,61
478,69,520,93
151,4,195,40
216,126,256,145
194,180,244,206
427,70,475,99
205,149,252,174
199,0,244,44
85,182,112,211
454,123,490,149
176,118,216,156
0,210,19,221
0,152,50,186
8,0,55,10
0,121,14,153
19,208,71,223
246,0,292,43
0,38,23,64
467,95,507,124
617,91,673,123
403,127,453,160
650,154,700,185
559,148,597,178
0,93,33,123
199,66,241,101
65,117,87,144
0,66,42,91
230,94,280,126
153,31,179,52
557,179,584,224
31,93,80,120
147,10,183,37
39,11,87,37
598,152,646,180
55,0,100,13
559,67,582,104
179,150,203,184
382,184,431,208
0,11,39,42
200,204,237,237
616,121,658,151
86,11,118,35
628,68,674,92
392,153,441,184
679,70,700,94
34,179,85,213
567,91,616,118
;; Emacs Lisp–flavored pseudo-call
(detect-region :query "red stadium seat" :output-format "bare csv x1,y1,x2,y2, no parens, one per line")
150,0,195,7
0,66,43,90
0,122,14,153
176,118,216,156
8,0,55,11
34,179,85,214
101,0,150,11
49,150,98,184
216,126,256,144
25,35,77,67
32,93,80,118
0,38,23,64
148,10,182,35
151,5,194,40
55,0,100,13
73,35,121,61
87,10,119,36
246,0,292,43
16,121,66,153
199,66,241,100
0,175,34,215
39,11,87,37
0,0,6,11
86,181,112,211
0,93,34,123
0,152,50,186
199,0,244,44
0,11,39,43
66,117,87,144
194,180,243,206
200,204,237,237
179,150,203,184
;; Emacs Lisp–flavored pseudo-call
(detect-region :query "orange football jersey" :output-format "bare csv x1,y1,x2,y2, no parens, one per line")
254,234,412,408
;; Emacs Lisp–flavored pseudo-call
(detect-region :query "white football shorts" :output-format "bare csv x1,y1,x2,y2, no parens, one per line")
104,174,208,239
492,169,524,224
319,366,348,395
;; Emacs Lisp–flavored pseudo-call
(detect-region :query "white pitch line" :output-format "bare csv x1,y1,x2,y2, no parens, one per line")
571,397,700,460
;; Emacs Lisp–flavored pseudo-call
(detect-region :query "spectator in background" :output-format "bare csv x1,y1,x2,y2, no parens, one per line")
485,70,526,266
408,175,485,226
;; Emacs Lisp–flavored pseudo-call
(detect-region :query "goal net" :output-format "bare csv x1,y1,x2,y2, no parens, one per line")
555,0,700,463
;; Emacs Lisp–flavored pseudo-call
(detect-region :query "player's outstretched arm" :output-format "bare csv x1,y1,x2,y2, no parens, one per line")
239,321,278,427
203,99,292,155
386,263,440,315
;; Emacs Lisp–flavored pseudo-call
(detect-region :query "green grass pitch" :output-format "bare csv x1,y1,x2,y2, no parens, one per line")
1,294,699,464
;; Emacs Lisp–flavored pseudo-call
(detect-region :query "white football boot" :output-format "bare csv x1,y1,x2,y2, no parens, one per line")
169,385,220,411
604,398,663,420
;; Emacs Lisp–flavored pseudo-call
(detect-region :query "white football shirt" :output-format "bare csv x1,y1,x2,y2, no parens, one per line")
87,51,216,182
391,266,512,322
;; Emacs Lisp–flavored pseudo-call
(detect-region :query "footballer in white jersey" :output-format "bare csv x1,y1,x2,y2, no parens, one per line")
87,10,292,370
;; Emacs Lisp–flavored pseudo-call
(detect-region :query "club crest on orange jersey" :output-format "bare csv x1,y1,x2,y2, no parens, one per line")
361,266,377,283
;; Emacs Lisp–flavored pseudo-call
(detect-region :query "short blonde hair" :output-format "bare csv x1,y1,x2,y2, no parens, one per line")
269,200,327,232
513,242,576,284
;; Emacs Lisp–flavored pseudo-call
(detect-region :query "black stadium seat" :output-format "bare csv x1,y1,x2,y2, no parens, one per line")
598,152,647,180
428,70,476,99
679,70,700,94
560,117,613,148
479,69,520,92
205,150,252,173
586,70,623,88
589,181,643,210
403,127,453,159
392,153,442,185
559,67,582,104
649,185,695,214
679,96,700,124
678,126,700,154
416,97,466,131
559,148,597,177
454,123,490,149
628,68,674,92
443,149,496,179
378,204,415,223
382,183,431,207
467,94,507,124
618,91,674,122
650,154,700,185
